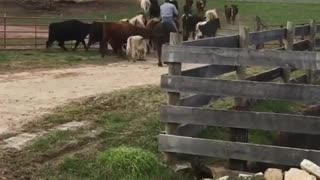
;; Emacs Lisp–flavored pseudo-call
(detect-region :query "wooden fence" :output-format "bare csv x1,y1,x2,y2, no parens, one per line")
159,20,320,171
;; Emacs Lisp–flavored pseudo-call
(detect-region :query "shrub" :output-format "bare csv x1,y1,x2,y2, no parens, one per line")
98,146,161,179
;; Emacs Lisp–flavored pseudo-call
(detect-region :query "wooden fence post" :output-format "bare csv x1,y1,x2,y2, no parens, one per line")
279,25,284,47
283,21,294,83
307,19,317,84
255,16,264,49
164,32,182,164
230,26,249,171
3,13,6,49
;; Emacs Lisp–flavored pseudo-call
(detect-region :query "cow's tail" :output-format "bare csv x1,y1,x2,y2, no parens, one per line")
126,37,132,59
143,38,148,59
46,24,53,49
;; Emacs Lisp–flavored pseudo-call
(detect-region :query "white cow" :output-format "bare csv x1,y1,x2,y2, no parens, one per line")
129,14,147,28
138,0,151,14
126,35,148,61
119,18,129,23
195,9,220,39
205,9,219,21
119,14,146,28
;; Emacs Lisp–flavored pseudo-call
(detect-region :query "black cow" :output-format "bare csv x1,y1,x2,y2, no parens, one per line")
147,19,179,66
87,21,105,52
196,18,220,39
149,0,160,18
46,19,91,51
182,0,207,41
182,15,204,41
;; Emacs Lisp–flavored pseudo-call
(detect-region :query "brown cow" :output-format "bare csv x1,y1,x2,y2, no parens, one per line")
147,18,180,66
225,5,238,25
99,22,152,57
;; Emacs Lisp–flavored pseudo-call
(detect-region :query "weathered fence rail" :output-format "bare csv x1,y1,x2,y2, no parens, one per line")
160,19,320,171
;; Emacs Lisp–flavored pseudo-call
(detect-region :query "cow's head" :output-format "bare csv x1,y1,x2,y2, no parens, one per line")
196,0,205,11
185,0,193,6
231,5,238,17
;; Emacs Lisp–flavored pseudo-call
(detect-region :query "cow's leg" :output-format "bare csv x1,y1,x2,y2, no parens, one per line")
81,40,88,51
146,39,151,54
72,41,80,51
46,40,54,49
58,41,68,51
156,41,163,67
183,30,189,41
100,40,107,57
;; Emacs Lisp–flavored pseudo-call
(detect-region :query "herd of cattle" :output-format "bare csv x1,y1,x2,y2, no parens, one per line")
46,0,239,66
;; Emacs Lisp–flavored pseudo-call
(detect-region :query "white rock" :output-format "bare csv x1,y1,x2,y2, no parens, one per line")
255,172,264,176
239,173,253,179
3,133,39,150
284,168,316,180
216,176,229,180
300,159,320,179
264,168,283,180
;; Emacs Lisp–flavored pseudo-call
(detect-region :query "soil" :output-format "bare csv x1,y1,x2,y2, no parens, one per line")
0,58,200,135
0,60,158,135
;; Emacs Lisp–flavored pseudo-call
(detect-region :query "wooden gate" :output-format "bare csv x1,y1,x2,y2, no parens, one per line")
159,20,320,170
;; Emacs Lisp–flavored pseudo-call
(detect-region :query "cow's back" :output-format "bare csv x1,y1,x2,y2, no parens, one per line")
48,20,90,41
106,23,150,41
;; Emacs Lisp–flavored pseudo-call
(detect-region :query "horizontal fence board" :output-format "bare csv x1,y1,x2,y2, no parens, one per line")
180,65,236,107
182,35,239,47
246,67,283,81
182,65,236,77
317,25,320,33
249,28,285,45
180,94,219,107
291,74,307,84
159,135,320,166
295,25,310,36
316,39,320,47
161,106,320,134
293,39,310,51
162,45,320,70
161,75,320,104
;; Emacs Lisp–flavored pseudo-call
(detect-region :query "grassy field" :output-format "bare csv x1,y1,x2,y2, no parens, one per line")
0,85,307,179
0,86,190,179
1,0,320,26
0,50,122,73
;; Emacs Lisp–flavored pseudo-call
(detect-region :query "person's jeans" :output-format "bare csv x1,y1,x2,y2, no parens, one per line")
161,17,178,32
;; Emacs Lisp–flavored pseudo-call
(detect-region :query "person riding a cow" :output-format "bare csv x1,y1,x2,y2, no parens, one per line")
160,0,179,32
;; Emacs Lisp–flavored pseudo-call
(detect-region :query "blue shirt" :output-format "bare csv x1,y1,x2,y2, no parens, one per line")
160,2,178,18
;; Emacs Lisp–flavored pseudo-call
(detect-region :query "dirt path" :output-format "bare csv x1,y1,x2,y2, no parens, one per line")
0,59,194,135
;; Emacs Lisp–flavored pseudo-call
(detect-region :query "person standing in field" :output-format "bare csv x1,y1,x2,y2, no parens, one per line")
160,0,179,32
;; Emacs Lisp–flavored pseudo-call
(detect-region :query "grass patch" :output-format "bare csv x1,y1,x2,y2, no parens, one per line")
98,147,161,179
31,130,82,153
1,85,309,179
0,50,121,73
250,100,305,114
